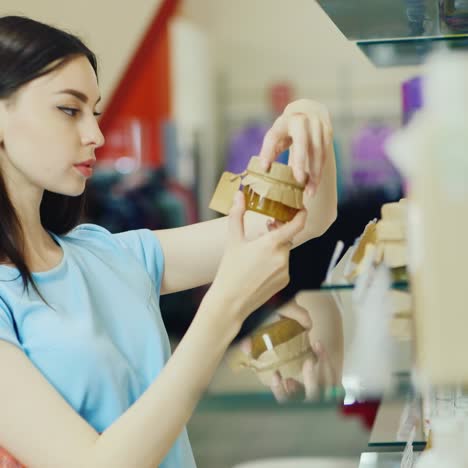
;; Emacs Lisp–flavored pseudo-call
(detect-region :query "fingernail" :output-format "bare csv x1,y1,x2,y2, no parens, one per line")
260,158,270,170
304,358,315,371
266,219,274,231
271,373,282,386
305,186,315,197
286,379,295,394
295,171,306,185
313,341,322,355
239,338,252,356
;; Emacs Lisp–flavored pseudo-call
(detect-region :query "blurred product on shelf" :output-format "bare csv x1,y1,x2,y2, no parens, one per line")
343,199,408,284
387,50,468,385
414,416,466,468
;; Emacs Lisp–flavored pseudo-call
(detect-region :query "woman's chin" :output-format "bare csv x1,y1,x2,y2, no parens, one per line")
47,180,86,197
68,184,87,197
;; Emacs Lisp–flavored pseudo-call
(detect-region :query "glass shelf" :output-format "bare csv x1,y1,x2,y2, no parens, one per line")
320,281,409,292
200,373,415,411
358,35,468,67
320,246,410,292
369,382,426,448
317,0,468,66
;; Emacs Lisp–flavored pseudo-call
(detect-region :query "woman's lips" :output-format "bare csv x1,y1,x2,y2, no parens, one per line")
73,164,93,177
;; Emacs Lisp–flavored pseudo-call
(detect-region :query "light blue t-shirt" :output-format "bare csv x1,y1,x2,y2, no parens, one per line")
0,224,196,468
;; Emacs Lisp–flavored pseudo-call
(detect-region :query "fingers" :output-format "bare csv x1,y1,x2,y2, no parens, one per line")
270,371,288,403
303,358,320,401
314,342,338,389
303,340,341,401
308,118,324,196
258,116,290,170
268,209,307,247
271,373,305,402
262,112,326,193
228,191,246,245
284,378,305,399
259,113,310,187
269,342,340,403
287,113,309,186
266,219,283,232
239,337,253,356
260,101,334,199
279,302,312,329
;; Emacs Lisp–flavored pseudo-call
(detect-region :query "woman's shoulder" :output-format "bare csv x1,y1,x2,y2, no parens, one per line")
61,224,156,259
63,223,116,241
68,223,112,237
60,223,119,251
61,224,162,271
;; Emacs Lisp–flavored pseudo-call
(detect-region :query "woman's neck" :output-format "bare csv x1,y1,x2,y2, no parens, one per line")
2,208,63,272
0,164,63,271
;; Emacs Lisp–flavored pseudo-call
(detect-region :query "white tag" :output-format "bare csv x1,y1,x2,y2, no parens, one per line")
262,334,274,351
325,240,345,284
401,426,416,468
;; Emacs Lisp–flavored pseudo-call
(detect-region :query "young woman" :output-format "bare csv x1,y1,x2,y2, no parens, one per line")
0,16,337,468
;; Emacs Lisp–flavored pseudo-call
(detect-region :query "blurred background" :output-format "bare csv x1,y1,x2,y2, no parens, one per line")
1,1,429,466
1,0,421,330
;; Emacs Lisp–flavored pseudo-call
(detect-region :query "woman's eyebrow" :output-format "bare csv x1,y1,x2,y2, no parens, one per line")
55,89,101,105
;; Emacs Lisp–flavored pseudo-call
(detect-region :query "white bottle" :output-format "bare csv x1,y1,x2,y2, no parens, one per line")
386,50,468,385
414,417,465,468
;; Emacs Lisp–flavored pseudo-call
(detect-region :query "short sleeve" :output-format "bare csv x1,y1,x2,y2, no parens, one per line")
112,229,165,296
0,299,21,349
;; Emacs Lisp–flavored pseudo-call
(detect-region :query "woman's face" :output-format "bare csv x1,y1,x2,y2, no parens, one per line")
0,55,104,197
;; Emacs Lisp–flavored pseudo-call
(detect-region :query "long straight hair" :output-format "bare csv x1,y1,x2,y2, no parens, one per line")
0,16,98,297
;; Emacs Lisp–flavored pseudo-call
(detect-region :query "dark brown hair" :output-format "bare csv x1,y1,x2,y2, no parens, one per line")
0,16,98,296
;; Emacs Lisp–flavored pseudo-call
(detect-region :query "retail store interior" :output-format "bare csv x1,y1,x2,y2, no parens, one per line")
2,1,468,467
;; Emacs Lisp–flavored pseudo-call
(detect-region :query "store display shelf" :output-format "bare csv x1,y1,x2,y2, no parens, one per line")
359,452,420,468
320,281,409,292
200,371,415,411
369,383,425,448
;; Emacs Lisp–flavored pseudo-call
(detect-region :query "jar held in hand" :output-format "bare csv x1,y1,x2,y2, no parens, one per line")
209,156,305,223
242,156,305,223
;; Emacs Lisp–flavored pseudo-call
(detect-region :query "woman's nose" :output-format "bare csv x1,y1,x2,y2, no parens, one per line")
81,117,105,148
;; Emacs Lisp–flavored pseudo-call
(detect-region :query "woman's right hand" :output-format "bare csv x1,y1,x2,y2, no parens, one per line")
208,191,307,326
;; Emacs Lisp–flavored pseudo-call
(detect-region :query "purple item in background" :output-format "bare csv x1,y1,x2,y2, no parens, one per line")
225,123,270,174
350,124,402,197
402,76,423,126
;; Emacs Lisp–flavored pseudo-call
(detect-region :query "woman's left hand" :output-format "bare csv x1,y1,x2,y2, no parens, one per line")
259,99,333,197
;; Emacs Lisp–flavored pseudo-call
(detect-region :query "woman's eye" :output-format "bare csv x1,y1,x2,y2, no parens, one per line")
93,111,102,117
58,106,80,117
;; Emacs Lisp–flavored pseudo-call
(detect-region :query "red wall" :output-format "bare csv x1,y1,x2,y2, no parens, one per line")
97,0,180,167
